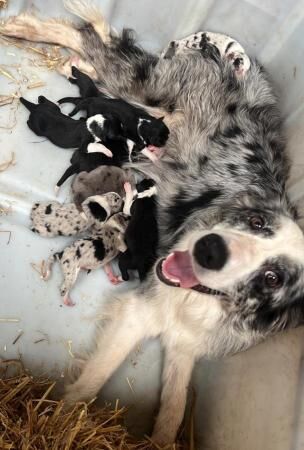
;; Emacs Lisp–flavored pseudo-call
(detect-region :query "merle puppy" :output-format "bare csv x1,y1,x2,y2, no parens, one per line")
30,192,122,237
4,2,304,446
119,179,158,281
42,212,129,306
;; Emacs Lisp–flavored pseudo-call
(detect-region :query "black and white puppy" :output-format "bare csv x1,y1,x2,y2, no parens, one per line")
58,70,170,161
118,179,158,281
54,137,135,191
20,95,119,158
41,212,129,306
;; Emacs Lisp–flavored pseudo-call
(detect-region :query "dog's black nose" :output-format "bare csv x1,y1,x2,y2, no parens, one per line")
194,233,228,270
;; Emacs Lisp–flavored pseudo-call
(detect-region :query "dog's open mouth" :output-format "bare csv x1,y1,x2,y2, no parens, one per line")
156,251,226,297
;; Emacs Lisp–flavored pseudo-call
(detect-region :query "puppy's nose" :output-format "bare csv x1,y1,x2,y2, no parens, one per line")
194,233,228,270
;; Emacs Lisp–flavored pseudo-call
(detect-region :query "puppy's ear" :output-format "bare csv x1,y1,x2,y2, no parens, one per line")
86,201,108,221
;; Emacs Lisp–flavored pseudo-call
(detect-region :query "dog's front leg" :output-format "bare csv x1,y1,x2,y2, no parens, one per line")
151,345,195,446
64,297,159,404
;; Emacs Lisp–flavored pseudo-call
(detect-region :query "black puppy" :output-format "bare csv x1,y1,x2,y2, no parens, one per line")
55,138,130,191
20,96,123,157
118,179,158,281
68,66,100,98
59,68,170,161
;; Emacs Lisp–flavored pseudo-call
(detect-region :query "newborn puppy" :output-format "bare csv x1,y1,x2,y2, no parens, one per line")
59,70,170,161
71,166,133,211
20,96,118,158
41,212,129,306
68,66,100,97
30,192,122,237
119,179,158,281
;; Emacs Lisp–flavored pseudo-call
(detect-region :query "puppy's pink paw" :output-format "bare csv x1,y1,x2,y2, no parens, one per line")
63,295,76,307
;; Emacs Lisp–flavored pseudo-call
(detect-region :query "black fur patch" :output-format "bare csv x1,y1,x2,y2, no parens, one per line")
227,103,237,114
55,251,63,260
199,155,208,167
199,34,221,62
245,142,263,152
168,189,222,232
145,96,161,107
225,41,234,54
166,161,187,171
76,248,81,259
117,28,144,59
45,204,52,214
227,163,238,175
92,240,105,261
223,125,242,139
135,54,158,83
88,202,107,221
168,102,176,113
45,224,51,232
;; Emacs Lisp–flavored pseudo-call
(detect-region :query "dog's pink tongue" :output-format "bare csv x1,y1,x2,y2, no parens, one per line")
162,251,199,288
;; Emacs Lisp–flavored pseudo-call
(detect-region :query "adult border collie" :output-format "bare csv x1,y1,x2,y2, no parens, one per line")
2,1,304,445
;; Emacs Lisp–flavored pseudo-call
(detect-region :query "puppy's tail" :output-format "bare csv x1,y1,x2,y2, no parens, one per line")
64,0,113,43
20,97,36,112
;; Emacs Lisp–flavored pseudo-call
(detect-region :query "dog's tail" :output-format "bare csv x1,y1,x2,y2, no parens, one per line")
20,97,36,112
64,0,113,43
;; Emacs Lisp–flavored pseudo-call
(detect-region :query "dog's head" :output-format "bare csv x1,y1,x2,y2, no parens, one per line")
156,204,304,334
138,117,169,147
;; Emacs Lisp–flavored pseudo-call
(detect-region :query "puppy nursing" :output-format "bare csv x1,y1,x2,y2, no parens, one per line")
59,66,169,162
4,1,304,447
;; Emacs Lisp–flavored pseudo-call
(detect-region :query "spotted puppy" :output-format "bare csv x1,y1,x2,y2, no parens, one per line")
162,31,251,77
30,192,122,237
41,212,129,306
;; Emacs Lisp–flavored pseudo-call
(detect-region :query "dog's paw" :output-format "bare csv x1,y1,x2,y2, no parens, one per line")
63,380,95,407
151,427,177,448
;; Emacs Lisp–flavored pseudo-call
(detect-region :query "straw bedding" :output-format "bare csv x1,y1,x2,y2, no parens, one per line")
0,364,187,450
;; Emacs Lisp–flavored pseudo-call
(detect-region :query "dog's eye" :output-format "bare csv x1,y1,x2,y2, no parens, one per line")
264,270,282,288
249,215,265,230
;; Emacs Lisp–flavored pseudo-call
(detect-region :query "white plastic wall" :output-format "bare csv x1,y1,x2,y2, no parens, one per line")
1,1,304,449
